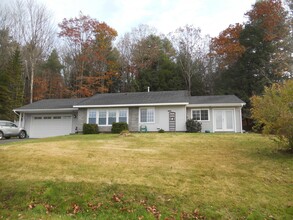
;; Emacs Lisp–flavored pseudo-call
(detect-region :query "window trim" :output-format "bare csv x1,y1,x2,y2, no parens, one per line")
88,110,97,124
108,110,117,125
139,107,155,124
87,109,129,126
98,110,107,126
118,109,127,123
191,109,210,121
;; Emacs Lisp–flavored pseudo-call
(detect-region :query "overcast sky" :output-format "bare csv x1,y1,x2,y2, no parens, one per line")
37,0,256,37
1,0,257,38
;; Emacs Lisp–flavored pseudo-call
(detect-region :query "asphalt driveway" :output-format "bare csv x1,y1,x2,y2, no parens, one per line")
0,138,29,145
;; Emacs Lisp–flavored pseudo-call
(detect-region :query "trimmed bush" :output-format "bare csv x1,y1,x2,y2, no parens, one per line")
111,122,129,134
83,123,99,134
158,129,165,133
186,119,202,133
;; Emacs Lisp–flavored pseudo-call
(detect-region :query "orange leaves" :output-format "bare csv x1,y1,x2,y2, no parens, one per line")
58,12,117,55
146,205,161,219
33,76,48,101
72,203,80,214
88,202,103,211
28,202,55,214
112,193,123,203
210,0,289,73
180,209,205,219
246,0,287,42
33,74,68,101
210,23,245,69
58,13,119,97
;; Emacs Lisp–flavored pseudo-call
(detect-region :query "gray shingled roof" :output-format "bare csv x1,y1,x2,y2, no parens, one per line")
76,90,189,106
189,95,245,105
14,91,245,111
15,98,86,110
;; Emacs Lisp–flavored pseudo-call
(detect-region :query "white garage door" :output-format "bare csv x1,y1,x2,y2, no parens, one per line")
30,115,73,138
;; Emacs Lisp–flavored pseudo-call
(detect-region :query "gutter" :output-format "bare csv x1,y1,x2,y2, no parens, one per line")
73,102,190,108
13,108,78,113
187,103,246,107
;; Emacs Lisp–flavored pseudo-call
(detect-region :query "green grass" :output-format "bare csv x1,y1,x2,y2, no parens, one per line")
0,133,292,219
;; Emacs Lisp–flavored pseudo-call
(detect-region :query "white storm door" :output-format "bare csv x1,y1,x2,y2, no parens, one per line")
214,110,234,132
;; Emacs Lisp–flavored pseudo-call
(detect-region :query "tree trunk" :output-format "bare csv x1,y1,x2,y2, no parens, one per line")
30,57,34,103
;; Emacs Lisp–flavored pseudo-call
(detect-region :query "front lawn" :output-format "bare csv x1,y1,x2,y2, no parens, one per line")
0,133,292,219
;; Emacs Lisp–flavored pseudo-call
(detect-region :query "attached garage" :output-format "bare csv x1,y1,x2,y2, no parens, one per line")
13,98,86,138
29,114,73,138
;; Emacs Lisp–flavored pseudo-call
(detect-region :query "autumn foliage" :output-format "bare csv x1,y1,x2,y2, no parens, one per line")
58,13,118,97
246,0,288,42
251,80,293,149
210,23,245,69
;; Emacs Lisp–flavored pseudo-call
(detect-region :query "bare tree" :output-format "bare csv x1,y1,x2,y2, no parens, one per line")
8,0,56,103
116,24,158,92
169,25,209,94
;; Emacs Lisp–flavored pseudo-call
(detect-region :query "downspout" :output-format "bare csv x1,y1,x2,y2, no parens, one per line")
13,110,21,127
240,103,245,133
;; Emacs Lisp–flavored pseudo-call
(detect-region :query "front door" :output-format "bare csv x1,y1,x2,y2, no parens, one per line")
169,111,176,132
214,110,234,132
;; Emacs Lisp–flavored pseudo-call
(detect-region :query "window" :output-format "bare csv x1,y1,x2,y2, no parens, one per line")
140,108,155,123
108,111,116,125
7,122,17,127
53,116,61,119
88,109,128,126
34,117,42,120
119,110,127,122
43,116,52,119
88,111,96,124
98,110,107,125
192,109,209,121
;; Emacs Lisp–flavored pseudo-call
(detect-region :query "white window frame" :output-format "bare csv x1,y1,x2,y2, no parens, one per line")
191,109,210,121
118,109,128,123
98,110,107,126
139,107,155,123
88,110,97,124
87,109,129,126
108,110,117,125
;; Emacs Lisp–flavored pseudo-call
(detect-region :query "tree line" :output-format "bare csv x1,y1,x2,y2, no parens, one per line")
0,0,292,130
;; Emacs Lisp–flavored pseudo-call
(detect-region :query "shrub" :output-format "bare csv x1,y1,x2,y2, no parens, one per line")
251,80,293,150
186,119,202,133
83,123,99,134
111,122,129,134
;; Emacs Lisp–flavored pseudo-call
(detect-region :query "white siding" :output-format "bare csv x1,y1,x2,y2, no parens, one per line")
187,107,243,133
138,106,186,132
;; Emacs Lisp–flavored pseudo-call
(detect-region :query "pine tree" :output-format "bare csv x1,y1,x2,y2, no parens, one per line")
5,48,24,120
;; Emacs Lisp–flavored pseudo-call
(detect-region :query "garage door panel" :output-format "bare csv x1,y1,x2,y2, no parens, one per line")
30,115,73,138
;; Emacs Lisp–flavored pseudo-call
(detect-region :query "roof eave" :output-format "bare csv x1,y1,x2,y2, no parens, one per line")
13,108,78,113
74,102,189,108
187,103,245,107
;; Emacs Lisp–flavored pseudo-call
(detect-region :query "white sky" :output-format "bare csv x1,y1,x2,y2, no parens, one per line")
2,0,257,38
39,0,256,38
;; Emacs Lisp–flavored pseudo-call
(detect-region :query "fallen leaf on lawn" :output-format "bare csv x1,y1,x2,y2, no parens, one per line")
72,203,80,214
28,203,36,209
